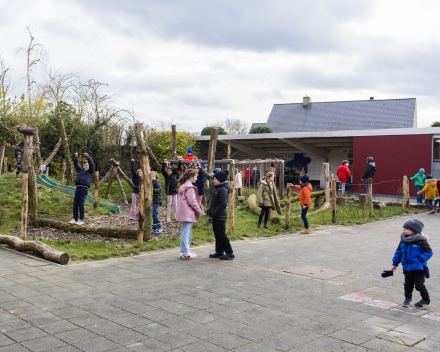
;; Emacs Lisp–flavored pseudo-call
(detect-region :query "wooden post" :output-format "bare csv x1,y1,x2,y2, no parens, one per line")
143,129,161,169
229,181,235,236
402,176,407,212
61,161,66,182
135,123,152,241
227,144,231,180
45,166,49,176
285,183,291,230
279,161,285,200
331,179,337,223
172,125,177,160
137,178,145,248
117,166,134,188
35,131,43,175
3,157,7,174
405,176,410,209
324,163,330,204
105,168,118,199
359,194,367,206
368,178,373,216
93,171,99,210
0,145,5,175
115,172,128,205
20,172,28,239
205,128,219,197
57,119,73,185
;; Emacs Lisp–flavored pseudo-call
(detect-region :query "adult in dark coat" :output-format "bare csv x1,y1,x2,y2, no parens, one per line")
361,157,376,195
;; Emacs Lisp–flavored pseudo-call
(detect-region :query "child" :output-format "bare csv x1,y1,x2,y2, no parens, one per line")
245,167,250,188
336,160,351,197
435,179,440,212
293,175,312,234
410,168,426,205
129,159,142,221
70,153,94,225
391,218,433,308
417,175,438,214
184,148,195,161
193,162,205,205
151,171,163,233
209,170,234,260
162,160,178,222
176,168,204,259
257,172,275,229
252,167,260,187
15,154,22,179
235,168,242,199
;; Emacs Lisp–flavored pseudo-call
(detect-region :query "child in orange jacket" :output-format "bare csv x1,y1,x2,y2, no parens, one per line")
293,175,313,234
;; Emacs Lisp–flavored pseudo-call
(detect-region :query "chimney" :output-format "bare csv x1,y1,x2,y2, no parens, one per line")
370,97,374,100
303,96,311,106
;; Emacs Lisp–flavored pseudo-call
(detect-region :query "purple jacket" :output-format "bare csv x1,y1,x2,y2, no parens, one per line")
176,181,203,223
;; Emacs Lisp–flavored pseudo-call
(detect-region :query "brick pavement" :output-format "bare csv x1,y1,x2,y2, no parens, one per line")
1,213,440,351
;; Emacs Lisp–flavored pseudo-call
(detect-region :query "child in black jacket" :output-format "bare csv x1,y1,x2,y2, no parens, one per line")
151,171,163,233
70,153,94,225
162,160,178,222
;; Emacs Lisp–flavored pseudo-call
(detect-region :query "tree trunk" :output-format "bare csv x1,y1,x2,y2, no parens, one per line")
0,234,69,265
336,197,346,206
98,167,114,187
172,125,177,160
369,178,373,216
61,160,66,182
20,173,29,239
117,166,134,188
359,194,367,206
2,157,7,174
279,161,285,200
285,183,291,230
137,178,145,248
93,171,99,210
205,128,219,198
28,165,38,219
57,119,73,185
43,139,62,166
273,185,282,215
0,145,5,175
35,131,43,175
314,196,325,208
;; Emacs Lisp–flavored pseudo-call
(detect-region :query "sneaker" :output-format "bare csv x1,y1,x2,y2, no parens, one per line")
129,218,137,221
414,299,430,309
151,228,158,233
402,298,412,307
428,209,435,214
219,253,235,260
157,228,164,233
209,253,224,258
68,219,77,224
181,252,197,259
76,220,84,225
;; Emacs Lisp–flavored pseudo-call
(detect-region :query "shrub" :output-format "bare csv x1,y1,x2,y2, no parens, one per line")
249,126,273,134
201,126,228,136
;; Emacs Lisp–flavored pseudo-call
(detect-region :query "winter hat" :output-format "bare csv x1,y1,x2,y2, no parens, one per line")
203,164,207,168
366,157,374,162
187,147,193,154
403,218,424,234
300,175,309,183
214,169,229,183
419,168,425,174
426,174,433,180
213,168,221,174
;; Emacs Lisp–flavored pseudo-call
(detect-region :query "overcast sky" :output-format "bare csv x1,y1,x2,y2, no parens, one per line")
1,0,440,132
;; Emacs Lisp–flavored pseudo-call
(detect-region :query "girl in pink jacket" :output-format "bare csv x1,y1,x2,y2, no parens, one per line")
176,168,204,259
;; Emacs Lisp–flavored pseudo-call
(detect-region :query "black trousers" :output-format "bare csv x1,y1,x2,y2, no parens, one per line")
404,270,429,301
258,206,271,225
213,219,233,255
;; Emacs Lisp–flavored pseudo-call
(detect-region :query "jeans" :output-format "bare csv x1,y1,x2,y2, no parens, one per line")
404,270,429,301
245,179,249,187
258,206,271,225
363,179,369,194
341,182,346,196
301,206,309,229
213,219,233,255
73,187,88,221
152,203,162,231
166,194,177,221
416,186,424,203
180,221,193,254
425,199,434,209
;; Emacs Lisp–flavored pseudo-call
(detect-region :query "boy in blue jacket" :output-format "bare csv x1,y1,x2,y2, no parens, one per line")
391,218,432,308
69,152,94,225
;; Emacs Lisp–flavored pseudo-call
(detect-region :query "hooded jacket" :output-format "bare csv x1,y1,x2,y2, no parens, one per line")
235,172,242,189
74,157,95,188
176,181,203,222
195,169,205,196
294,183,313,207
257,179,274,207
184,154,195,161
337,165,351,183
161,163,178,195
392,237,433,272
362,162,376,179
245,169,250,180
131,161,140,194
410,173,426,187
152,179,162,205
209,182,231,219
418,179,438,200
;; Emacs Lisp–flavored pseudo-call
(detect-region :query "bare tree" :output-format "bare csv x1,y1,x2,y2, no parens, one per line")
206,117,249,135
42,68,78,106
0,56,12,119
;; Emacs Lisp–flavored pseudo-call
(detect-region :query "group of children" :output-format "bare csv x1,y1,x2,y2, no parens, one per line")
410,168,440,213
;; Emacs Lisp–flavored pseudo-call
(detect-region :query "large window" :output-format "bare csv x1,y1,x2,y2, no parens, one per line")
433,138,440,180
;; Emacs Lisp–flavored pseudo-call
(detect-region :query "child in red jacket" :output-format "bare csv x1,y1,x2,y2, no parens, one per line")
336,160,351,197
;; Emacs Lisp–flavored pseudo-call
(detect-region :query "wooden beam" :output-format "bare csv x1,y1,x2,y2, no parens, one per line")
115,173,128,205
219,140,269,158
280,138,327,159
105,168,118,199
57,120,73,185
324,163,330,204
42,139,62,166
172,125,177,159
331,179,336,223
0,145,5,175
98,167,115,187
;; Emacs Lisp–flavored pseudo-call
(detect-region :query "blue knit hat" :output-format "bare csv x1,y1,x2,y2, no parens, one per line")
213,168,221,174
419,168,425,174
203,164,207,168
403,218,424,234
300,175,309,183
187,147,193,154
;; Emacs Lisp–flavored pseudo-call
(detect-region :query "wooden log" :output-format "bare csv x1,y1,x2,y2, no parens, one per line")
227,144,231,180
324,163,330,204
369,178,373,216
285,183,291,230
16,126,38,135
331,179,336,223
42,139,62,166
117,166,134,188
338,189,342,197
98,167,114,187
137,178,145,248
135,123,152,241
314,196,325,208
172,125,177,160
143,129,161,170
57,119,73,185
93,171,99,210
61,161,66,182
20,173,29,239
105,168,118,199
0,145,5,175
3,157,7,174
290,190,325,204
0,234,69,265
229,181,235,236
374,202,387,209
336,197,346,206
206,128,219,176
31,217,138,239
45,166,49,176
35,131,43,175
359,194,367,206
115,172,128,205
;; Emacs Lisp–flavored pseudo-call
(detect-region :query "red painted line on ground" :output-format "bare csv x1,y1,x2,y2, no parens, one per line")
188,259,260,272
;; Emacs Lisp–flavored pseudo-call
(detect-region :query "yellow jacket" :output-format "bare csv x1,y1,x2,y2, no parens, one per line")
417,179,438,200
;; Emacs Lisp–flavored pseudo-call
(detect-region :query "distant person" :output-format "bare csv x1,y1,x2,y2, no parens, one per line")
70,153,94,225
361,157,376,195
184,148,195,161
162,160,178,222
252,167,260,187
245,167,250,187
417,175,438,214
293,175,312,234
129,159,142,221
257,172,275,229
151,171,163,233
410,168,426,205
337,160,351,197
235,168,242,199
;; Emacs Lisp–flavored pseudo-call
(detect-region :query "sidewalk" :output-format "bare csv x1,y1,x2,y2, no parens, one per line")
1,213,440,351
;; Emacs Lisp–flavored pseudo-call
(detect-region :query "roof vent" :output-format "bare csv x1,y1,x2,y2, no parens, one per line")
370,97,374,100
303,96,311,106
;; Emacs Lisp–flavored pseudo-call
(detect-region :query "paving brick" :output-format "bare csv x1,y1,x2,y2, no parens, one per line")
133,323,173,337
0,334,14,347
126,338,172,352
4,327,48,343
73,337,120,352
208,333,250,349
38,320,78,335
179,340,226,351
0,344,31,352
86,321,126,336
21,336,66,352
105,329,146,345
414,339,440,351
310,336,356,351
328,329,372,345
362,337,408,351
55,328,99,344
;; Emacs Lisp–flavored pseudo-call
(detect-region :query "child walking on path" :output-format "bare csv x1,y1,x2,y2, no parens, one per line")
235,168,242,198
410,169,426,205
361,157,376,195
162,160,178,222
417,175,438,213
176,169,204,259
129,159,142,221
336,160,351,197
391,218,433,308
70,153,94,225
257,172,275,229
151,171,163,233
293,175,313,234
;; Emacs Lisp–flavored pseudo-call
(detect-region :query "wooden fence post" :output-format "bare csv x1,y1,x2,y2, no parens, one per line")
61,161,66,182
57,119,73,185
402,176,407,212
324,163,330,204
137,178,145,248
93,171,99,210
45,166,49,176
172,125,177,160
285,183,291,230
331,179,337,223
369,178,373,216
406,177,410,209
229,181,235,236
3,157,7,174
0,145,5,175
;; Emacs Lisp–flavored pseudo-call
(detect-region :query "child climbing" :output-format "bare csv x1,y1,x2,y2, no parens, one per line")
129,159,142,221
257,172,275,229
417,175,438,214
176,168,204,259
69,153,94,225
151,171,163,233
293,175,312,234
184,147,195,161
336,160,351,197
162,160,178,222
410,168,426,205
